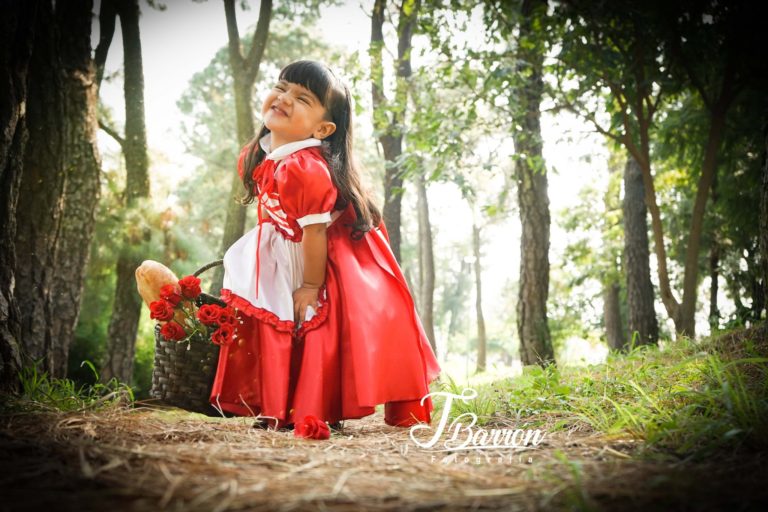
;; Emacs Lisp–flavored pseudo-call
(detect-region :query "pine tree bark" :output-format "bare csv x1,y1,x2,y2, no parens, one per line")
0,1,36,392
50,2,102,378
370,0,419,263
416,171,437,354
514,0,554,366
102,0,149,383
603,282,624,351
15,0,65,375
15,0,100,377
472,222,487,372
210,0,272,292
623,156,659,346
761,109,768,317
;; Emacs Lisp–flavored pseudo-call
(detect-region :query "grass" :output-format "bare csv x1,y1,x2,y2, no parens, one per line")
4,324,766,463
0,358,135,414
433,324,768,461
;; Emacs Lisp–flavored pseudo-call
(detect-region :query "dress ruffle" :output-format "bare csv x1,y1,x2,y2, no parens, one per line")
220,286,330,339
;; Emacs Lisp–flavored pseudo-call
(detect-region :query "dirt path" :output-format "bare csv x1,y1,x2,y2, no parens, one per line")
1,403,766,511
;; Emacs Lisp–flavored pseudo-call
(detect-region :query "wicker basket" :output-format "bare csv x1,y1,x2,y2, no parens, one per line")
149,260,225,416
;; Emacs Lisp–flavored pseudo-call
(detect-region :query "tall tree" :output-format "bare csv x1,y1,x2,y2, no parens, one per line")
603,160,626,350
555,0,762,338
49,3,102,377
661,1,751,337
650,87,766,328
471,220,487,372
603,282,624,350
623,156,659,346
762,110,768,306
369,0,420,263
708,171,720,330
102,0,150,383
15,0,101,377
513,0,554,365
0,1,36,392
210,0,273,292
416,171,437,353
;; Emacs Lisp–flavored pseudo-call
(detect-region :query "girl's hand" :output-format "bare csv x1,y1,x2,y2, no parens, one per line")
293,285,320,325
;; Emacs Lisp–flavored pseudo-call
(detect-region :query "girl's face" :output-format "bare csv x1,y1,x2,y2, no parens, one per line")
261,79,336,145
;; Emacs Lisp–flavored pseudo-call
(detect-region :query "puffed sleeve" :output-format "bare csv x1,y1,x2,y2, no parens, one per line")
277,150,338,228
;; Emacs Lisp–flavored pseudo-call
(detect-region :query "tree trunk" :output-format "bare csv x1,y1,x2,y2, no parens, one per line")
761,109,768,318
750,262,764,322
448,260,471,339
678,104,729,338
708,241,720,331
416,171,437,354
472,222,487,372
211,0,272,292
102,0,149,384
603,282,624,351
514,0,554,366
49,2,102,378
14,0,65,375
623,156,658,346
15,1,99,377
631,68,735,340
370,0,419,264
0,1,36,392
708,162,719,332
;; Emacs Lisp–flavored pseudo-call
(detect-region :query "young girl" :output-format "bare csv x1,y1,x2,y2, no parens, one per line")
209,60,441,431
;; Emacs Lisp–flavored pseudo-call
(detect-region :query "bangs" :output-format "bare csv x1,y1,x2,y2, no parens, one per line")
279,61,333,108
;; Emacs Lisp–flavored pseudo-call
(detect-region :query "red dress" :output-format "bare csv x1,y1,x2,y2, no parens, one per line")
209,134,441,428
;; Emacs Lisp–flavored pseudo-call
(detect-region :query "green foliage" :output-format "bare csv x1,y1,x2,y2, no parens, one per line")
653,88,767,327
553,149,627,346
1,359,134,414
435,328,768,460
433,374,500,426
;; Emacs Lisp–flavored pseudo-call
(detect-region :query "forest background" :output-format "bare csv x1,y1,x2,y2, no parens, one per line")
1,0,765,401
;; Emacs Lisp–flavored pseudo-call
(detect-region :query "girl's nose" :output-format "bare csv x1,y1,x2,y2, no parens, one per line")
277,91,291,104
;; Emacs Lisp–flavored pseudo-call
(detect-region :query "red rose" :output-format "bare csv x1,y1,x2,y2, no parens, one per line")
211,324,235,346
178,275,201,299
217,309,237,326
160,321,186,341
197,304,222,325
294,415,330,440
159,284,182,306
149,300,175,321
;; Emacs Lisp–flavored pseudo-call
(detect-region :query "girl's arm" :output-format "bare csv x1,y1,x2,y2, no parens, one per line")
293,222,327,323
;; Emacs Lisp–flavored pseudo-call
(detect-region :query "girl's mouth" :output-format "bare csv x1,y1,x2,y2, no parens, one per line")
271,105,288,116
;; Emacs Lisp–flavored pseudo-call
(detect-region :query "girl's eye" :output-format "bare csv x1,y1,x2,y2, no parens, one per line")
298,97,309,105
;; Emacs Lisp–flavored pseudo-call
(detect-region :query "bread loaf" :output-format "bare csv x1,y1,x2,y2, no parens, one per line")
136,260,194,327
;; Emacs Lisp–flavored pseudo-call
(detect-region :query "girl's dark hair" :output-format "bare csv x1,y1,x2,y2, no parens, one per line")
238,60,382,241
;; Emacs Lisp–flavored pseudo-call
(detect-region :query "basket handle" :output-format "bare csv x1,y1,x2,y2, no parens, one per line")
193,259,223,277
191,260,227,308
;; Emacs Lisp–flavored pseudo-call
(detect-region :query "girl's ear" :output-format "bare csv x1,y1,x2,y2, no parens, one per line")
314,121,336,140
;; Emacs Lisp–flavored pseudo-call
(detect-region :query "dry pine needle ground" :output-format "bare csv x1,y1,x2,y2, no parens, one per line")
2,395,767,511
